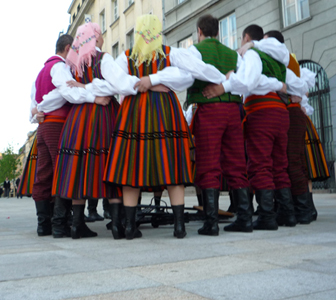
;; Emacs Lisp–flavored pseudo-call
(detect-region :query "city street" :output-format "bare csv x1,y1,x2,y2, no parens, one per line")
1,191,336,300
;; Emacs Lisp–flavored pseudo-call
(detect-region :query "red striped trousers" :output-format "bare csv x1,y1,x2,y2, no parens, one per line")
245,108,291,190
194,102,249,190
32,119,65,202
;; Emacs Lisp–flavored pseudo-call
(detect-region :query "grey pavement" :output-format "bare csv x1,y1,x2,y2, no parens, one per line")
0,190,336,300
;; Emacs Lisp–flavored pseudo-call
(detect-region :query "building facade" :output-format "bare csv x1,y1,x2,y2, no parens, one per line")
163,0,336,190
67,0,162,58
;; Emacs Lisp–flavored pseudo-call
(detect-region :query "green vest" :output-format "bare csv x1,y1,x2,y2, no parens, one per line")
252,48,286,82
185,38,241,109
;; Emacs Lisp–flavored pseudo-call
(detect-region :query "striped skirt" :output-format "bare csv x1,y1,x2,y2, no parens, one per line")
17,136,38,197
52,100,121,200
104,91,195,188
304,116,330,181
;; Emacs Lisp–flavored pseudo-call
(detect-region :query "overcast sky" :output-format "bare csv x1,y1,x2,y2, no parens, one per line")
0,0,71,153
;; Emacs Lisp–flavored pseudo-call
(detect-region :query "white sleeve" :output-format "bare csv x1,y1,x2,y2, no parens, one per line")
185,105,193,126
301,94,314,116
252,75,284,95
149,66,194,92
29,82,38,123
253,38,290,66
223,50,262,95
37,89,67,113
286,68,308,96
188,45,202,60
51,62,95,104
300,67,316,89
92,52,139,96
170,47,226,84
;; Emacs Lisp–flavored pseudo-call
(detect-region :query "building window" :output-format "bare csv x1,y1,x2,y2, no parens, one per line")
219,13,237,50
112,0,118,21
282,0,310,27
112,43,119,59
100,10,106,33
127,0,134,7
177,0,186,4
72,13,76,22
127,30,134,49
178,36,193,49
77,4,81,13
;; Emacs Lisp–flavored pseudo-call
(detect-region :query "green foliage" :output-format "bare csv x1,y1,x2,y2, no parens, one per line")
0,144,21,183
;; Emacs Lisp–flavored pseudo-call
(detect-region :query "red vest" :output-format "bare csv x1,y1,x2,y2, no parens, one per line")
35,56,71,118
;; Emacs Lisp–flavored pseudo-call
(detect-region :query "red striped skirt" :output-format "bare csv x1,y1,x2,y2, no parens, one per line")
52,100,121,200
304,116,330,181
17,135,37,197
104,91,195,188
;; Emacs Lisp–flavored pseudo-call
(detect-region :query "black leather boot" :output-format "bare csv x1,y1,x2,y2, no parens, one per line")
87,199,104,221
198,189,219,236
124,206,142,240
109,203,125,239
35,200,52,236
275,188,297,227
172,205,186,238
52,197,71,238
309,192,318,221
293,191,312,224
224,187,253,232
153,196,164,213
253,190,278,230
227,190,237,213
103,198,112,219
71,204,97,239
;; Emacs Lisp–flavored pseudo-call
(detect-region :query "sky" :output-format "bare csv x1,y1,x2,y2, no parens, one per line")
0,0,72,153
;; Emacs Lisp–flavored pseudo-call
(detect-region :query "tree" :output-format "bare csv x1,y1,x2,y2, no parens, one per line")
0,144,21,183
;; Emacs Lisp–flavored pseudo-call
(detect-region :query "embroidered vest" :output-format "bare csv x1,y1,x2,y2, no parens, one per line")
186,38,241,107
35,56,72,118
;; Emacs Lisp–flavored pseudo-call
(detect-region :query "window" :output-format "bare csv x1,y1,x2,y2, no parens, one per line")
177,0,186,4
112,43,119,59
219,13,237,50
72,13,76,22
127,30,134,49
100,10,106,33
77,4,81,13
112,0,118,21
282,0,310,27
178,36,193,49
127,0,134,7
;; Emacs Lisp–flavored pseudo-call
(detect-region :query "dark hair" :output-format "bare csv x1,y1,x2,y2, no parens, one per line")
264,30,285,43
197,15,219,37
55,34,74,54
242,24,264,41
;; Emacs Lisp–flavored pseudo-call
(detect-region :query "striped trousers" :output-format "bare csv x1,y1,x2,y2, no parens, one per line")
194,102,249,190
287,107,308,195
245,108,291,190
32,121,64,202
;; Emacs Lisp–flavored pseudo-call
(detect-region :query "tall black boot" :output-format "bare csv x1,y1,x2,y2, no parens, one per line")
275,188,297,227
87,199,104,221
52,197,71,238
227,190,237,213
35,200,52,236
103,198,112,219
153,196,164,213
309,192,318,221
172,205,186,238
253,190,278,230
224,187,253,232
109,203,125,239
71,204,97,239
293,191,312,224
198,189,219,236
124,206,142,240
